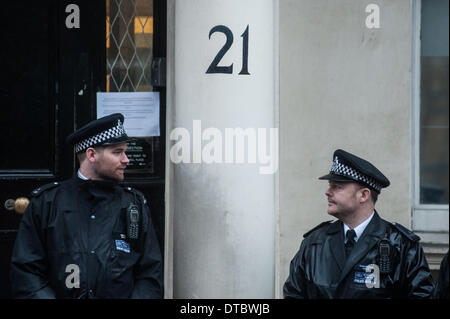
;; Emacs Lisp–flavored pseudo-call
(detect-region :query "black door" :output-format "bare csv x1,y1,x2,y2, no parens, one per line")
0,0,166,298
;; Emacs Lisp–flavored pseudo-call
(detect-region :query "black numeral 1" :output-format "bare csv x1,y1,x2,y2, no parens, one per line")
239,25,250,75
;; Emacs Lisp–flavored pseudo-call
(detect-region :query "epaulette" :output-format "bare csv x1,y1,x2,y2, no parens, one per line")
123,186,147,205
303,220,333,238
31,182,60,197
391,222,420,242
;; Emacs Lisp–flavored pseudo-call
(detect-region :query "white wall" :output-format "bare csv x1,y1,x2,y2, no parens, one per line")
168,0,276,298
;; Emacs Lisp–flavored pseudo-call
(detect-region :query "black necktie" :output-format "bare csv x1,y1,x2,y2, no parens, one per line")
345,229,357,258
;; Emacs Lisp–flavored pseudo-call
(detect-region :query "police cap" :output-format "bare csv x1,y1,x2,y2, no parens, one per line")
66,113,133,153
319,149,390,194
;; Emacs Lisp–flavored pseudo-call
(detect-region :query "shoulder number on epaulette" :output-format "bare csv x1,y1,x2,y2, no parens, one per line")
31,182,60,197
124,186,147,205
303,220,333,238
391,222,420,242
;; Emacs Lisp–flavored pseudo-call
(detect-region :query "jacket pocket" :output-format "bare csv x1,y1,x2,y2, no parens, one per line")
110,233,140,281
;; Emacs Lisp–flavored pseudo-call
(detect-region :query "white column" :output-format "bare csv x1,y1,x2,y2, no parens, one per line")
169,0,276,298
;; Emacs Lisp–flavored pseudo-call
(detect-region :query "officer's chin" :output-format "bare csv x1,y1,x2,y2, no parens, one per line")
116,168,126,181
115,173,125,181
327,203,336,214
101,172,124,182
327,208,339,217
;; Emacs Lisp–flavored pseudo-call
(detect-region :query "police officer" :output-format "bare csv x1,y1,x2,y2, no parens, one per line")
283,149,434,298
10,113,163,298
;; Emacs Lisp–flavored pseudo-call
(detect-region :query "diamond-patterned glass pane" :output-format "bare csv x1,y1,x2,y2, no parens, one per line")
106,0,154,92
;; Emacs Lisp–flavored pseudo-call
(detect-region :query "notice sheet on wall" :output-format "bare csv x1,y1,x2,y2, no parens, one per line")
96,92,160,137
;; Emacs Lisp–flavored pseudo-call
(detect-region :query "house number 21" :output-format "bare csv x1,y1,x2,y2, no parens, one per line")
206,25,250,75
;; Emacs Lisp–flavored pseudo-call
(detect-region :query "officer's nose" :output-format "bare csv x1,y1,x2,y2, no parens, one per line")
122,153,130,164
325,187,332,197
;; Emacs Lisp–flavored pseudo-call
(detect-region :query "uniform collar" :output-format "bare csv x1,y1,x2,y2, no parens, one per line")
343,211,375,242
74,171,119,192
77,169,89,180
75,170,119,188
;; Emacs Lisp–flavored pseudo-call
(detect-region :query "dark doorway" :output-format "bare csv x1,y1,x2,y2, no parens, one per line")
0,0,166,298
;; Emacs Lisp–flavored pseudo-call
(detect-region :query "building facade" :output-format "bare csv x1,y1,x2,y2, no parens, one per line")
0,0,447,298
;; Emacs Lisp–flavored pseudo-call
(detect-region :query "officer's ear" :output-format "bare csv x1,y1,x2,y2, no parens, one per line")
86,146,105,163
359,188,371,204
355,185,371,204
86,147,98,163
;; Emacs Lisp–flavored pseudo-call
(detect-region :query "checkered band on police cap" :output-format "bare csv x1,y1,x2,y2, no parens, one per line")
75,119,126,153
330,156,383,192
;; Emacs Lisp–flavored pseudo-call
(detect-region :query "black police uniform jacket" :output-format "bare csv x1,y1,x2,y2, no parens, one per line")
283,211,434,299
10,175,163,299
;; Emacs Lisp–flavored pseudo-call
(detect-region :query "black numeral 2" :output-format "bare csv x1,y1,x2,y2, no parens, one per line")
206,25,250,75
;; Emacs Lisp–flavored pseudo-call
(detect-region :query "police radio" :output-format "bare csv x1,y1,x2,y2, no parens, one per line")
126,203,140,240
378,237,392,274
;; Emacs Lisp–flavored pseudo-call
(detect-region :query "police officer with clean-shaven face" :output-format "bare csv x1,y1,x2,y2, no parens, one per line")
283,149,434,299
10,113,163,298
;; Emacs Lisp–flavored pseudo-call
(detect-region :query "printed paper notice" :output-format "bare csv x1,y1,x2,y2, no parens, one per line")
96,92,160,137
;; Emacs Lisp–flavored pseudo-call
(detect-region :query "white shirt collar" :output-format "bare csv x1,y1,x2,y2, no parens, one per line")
77,169,89,180
343,211,375,242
